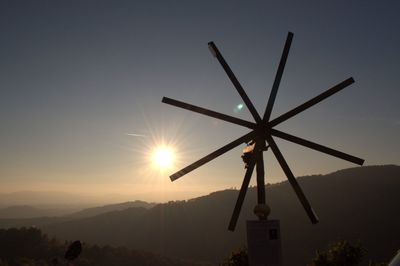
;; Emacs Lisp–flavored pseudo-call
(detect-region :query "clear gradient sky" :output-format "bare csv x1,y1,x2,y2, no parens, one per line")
0,1,399,202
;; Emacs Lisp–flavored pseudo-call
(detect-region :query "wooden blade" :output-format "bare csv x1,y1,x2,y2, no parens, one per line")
208,42,262,123
256,150,266,204
266,134,319,224
170,131,255,181
269,77,355,127
162,97,256,129
271,129,364,165
228,160,256,231
263,32,293,122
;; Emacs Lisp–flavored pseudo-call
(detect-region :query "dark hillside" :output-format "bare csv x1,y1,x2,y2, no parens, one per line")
0,227,206,265
34,165,400,265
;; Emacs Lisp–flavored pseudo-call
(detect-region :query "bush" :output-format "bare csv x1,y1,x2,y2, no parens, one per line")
220,247,248,266
309,240,366,266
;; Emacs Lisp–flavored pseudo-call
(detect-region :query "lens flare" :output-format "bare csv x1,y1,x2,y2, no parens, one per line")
234,103,244,113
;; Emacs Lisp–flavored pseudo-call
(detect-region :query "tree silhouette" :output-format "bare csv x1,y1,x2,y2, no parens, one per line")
0,227,202,266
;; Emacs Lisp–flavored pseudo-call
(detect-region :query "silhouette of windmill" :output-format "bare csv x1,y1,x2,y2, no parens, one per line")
162,32,364,231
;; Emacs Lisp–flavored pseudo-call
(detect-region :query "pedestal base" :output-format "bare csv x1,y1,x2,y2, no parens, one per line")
246,220,282,266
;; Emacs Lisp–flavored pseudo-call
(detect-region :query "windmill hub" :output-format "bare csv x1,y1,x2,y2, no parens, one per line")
254,203,271,220
258,123,270,132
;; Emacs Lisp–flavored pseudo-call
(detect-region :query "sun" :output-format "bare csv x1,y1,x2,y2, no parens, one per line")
152,146,174,169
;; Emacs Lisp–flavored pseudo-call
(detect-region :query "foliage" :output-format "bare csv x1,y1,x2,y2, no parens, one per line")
220,247,248,266
309,240,366,266
0,227,199,266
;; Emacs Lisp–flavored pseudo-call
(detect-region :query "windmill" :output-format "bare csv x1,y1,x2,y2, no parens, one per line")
162,32,364,232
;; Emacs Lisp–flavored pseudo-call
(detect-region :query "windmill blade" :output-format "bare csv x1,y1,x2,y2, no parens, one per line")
256,150,266,204
266,134,319,224
269,77,355,127
263,32,294,122
228,160,256,231
170,131,255,181
271,129,364,165
162,97,256,129
208,42,262,123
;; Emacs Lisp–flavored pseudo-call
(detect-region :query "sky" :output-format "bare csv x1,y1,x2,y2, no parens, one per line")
0,1,399,203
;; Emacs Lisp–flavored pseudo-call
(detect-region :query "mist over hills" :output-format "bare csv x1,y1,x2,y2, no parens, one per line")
0,201,156,229
0,191,96,207
0,205,69,219
0,190,157,207
0,191,157,220
1,165,399,265
66,201,156,219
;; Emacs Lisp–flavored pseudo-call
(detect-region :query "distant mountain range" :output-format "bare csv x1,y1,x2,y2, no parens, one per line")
0,191,156,219
1,165,399,265
0,200,156,227
66,200,156,219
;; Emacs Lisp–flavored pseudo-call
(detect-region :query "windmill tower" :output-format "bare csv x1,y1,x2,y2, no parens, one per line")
162,32,364,265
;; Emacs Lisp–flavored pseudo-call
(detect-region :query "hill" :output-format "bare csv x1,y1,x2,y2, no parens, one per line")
9,165,400,265
67,200,156,219
0,201,156,229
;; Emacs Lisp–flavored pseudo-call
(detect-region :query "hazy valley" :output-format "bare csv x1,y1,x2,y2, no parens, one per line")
0,165,399,265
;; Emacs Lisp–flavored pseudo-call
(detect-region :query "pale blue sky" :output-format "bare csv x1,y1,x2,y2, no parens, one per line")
0,1,399,201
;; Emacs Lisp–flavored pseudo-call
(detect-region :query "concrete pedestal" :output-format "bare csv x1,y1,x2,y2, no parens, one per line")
246,220,282,266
